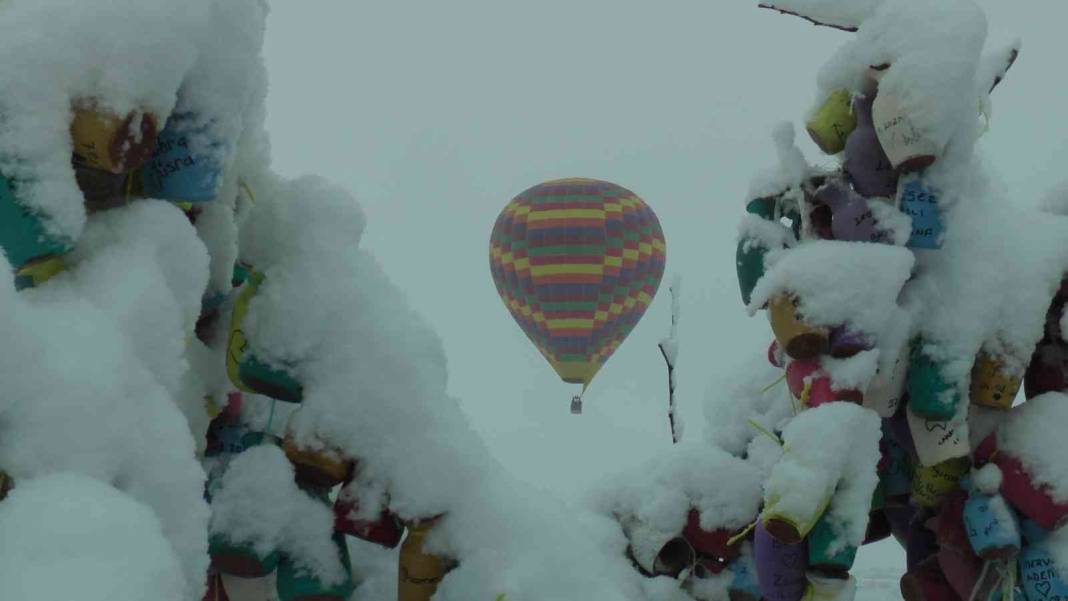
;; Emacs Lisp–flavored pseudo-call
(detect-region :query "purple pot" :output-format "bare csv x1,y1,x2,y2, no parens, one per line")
814,180,892,243
754,520,808,601
885,504,916,548
844,95,899,198
905,509,939,570
884,412,918,463
830,325,874,358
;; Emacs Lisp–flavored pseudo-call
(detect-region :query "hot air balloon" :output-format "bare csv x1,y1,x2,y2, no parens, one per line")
489,178,666,411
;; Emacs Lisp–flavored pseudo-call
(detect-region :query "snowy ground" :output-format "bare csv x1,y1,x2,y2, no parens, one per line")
852,540,906,601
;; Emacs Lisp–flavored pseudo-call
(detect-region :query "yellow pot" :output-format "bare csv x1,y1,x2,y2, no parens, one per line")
70,106,159,174
282,435,352,490
969,352,1021,410
399,517,451,601
806,89,856,155
910,456,970,508
768,294,829,360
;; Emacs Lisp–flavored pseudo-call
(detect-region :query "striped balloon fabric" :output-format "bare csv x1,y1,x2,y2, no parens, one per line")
489,178,666,389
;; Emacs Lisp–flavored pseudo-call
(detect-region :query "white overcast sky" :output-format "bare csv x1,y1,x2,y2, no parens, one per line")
262,1,1068,503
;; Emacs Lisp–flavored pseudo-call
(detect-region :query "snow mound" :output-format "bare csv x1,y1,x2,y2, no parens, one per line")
0,473,188,601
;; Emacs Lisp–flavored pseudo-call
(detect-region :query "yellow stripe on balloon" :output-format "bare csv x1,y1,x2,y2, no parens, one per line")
622,249,639,261
610,304,623,315
638,291,653,305
604,256,623,267
639,242,652,255
500,252,514,265
526,209,605,222
530,264,603,276
548,318,594,329
603,202,622,214
514,258,529,270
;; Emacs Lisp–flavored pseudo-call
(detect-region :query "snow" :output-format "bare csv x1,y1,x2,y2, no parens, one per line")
597,443,765,535
210,445,347,584
0,0,213,242
972,463,1003,495
747,122,818,201
763,403,881,547
749,240,914,385
999,392,1068,503
0,204,211,592
0,473,188,601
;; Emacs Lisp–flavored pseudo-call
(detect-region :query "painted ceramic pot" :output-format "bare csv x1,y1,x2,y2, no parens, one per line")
1023,342,1066,399
208,534,279,578
806,89,857,155
768,294,830,360
725,543,761,601
970,352,1023,410
828,325,874,359
226,271,304,403
866,351,909,418
786,358,863,408
843,93,899,198
683,508,740,566
70,105,159,173
753,520,808,601
898,179,945,250
872,92,941,173
737,236,768,307
334,482,405,548
907,341,960,421
283,436,352,490
813,179,892,244
900,556,962,601
138,111,226,203
910,457,970,509
0,175,70,289
963,482,1021,559
977,435,1068,531
398,517,454,601
276,533,355,601
74,163,131,213
807,511,857,576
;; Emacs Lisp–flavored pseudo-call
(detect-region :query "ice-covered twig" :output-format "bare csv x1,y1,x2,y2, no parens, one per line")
658,274,683,444
984,43,1020,93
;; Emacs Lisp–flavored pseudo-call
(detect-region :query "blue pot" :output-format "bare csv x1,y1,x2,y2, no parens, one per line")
138,112,224,203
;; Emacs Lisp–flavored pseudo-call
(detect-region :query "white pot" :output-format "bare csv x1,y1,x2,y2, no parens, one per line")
872,92,941,171
621,517,695,576
864,349,909,418
907,405,970,467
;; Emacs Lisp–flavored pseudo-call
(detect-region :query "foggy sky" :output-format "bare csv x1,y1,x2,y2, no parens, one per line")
262,1,1067,502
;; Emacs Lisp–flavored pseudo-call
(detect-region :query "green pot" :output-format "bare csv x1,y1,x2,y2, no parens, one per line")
907,341,960,420
736,237,767,306
0,176,70,273
276,534,354,601
807,511,857,576
209,533,279,578
227,271,304,403
745,197,777,220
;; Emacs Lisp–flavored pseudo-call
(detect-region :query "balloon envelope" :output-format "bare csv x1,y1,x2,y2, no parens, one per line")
489,178,666,387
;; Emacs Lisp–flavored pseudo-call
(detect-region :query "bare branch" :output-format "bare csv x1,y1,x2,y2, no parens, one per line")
758,3,858,32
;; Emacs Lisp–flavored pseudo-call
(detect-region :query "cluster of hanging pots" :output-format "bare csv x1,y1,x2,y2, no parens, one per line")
0,93,455,601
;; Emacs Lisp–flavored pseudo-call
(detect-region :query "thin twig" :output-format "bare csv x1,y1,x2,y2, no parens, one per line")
757,4,858,32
